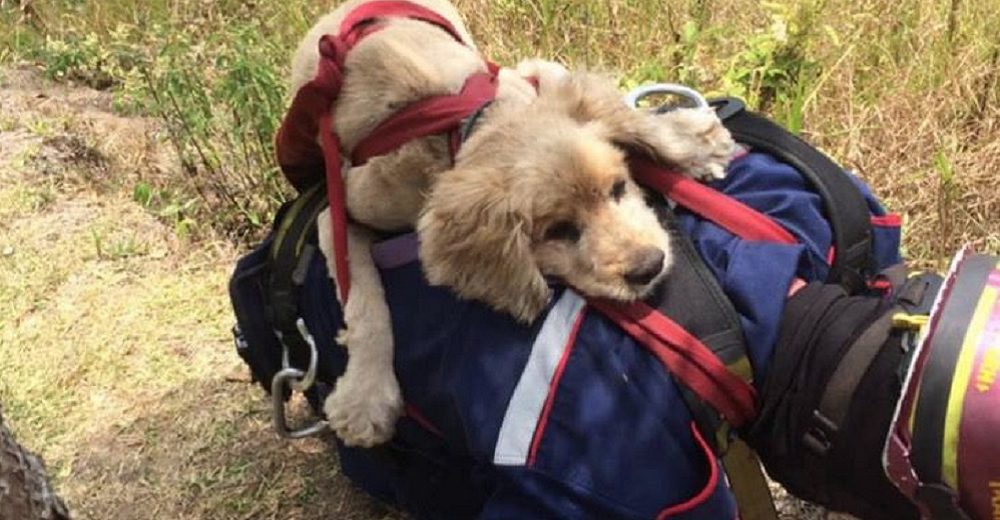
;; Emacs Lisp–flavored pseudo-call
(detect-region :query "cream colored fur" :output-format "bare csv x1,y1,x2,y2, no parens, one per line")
294,0,735,447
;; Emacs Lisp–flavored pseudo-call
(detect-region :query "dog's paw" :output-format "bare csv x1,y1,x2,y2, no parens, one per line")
324,370,403,448
657,107,735,182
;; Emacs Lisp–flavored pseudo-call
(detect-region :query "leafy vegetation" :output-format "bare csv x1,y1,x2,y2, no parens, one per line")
3,0,998,260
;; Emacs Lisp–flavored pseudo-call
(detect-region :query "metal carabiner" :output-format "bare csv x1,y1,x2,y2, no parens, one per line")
623,83,709,111
271,318,330,439
271,368,331,439
279,318,320,392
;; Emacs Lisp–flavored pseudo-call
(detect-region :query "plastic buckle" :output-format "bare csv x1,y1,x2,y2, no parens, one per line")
708,97,747,121
802,410,839,456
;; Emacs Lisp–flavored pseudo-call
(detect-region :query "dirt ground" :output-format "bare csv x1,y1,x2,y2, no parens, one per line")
0,65,402,520
0,65,851,519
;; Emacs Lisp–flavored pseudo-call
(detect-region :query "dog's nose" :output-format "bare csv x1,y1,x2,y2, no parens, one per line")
624,248,665,286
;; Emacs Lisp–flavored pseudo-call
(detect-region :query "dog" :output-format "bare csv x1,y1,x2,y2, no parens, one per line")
291,0,736,448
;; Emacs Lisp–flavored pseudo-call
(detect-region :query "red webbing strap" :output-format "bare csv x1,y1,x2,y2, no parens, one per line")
318,112,352,302
338,0,468,46
589,299,758,427
629,157,797,245
351,73,499,164
275,0,491,303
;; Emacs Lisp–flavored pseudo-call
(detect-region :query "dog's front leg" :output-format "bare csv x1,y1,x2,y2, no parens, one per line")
317,210,403,447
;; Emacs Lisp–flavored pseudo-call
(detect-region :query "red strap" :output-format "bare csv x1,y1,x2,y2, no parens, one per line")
275,0,493,303
318,113,352,302
590,299,757,427
351,73,498,164
338,0,468,47
629,157,797,245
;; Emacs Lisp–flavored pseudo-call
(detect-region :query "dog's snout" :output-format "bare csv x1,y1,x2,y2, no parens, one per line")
624,248,665,286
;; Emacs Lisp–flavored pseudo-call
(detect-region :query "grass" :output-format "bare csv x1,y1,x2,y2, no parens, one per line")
0,68,398,519
0,0,998,518
3,0,997,261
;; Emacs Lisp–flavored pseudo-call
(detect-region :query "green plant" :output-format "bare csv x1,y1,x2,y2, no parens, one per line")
132,20,290,240
721,2,824,132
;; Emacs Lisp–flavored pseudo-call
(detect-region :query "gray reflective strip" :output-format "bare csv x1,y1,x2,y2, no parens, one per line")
493,290,586,466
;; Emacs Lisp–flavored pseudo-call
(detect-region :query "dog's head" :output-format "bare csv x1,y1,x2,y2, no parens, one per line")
417,71,674,323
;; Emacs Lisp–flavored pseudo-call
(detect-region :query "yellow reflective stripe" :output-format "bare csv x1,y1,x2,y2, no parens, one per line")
942,263,1000,489
892,312,929,331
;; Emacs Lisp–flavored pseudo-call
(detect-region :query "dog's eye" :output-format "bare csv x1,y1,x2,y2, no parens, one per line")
544,220,581,243
611,180,626,201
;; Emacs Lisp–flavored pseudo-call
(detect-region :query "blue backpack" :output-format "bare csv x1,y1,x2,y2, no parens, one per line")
228,98,904,519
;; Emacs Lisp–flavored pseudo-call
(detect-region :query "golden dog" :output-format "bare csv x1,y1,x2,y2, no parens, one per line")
293,0,735,447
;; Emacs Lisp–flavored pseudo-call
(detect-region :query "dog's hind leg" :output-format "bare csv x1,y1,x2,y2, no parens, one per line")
317,210,403,447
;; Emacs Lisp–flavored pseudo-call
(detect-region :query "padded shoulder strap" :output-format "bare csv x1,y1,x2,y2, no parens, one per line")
267,182,328,354
715,98,875,293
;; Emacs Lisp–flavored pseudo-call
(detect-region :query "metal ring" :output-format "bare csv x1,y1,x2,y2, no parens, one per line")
623,83,709,110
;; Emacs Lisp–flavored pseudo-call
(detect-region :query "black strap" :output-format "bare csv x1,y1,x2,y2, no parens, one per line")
647,201,776,520
804,308,894,456
713,98,875,294
267,182,329,355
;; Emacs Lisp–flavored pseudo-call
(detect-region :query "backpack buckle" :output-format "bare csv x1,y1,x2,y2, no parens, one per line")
708,97,746,121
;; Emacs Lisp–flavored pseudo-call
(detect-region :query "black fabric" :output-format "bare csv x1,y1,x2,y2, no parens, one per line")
229,235,284,393
647,204,748,370
718,104,874,293
646,203,752,455
745,282,919,520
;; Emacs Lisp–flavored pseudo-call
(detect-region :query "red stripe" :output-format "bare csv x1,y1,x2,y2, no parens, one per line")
871,213,902,227
629,158,797,245
787,277,807,297
404,402,444,437
657,422,721,519
591,300,757,427
868,279,892,292
526,307,587,467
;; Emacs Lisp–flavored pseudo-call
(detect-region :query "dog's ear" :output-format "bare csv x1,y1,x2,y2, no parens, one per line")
417,168,551,323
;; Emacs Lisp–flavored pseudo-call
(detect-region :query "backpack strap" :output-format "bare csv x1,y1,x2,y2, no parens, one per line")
713,98,875,293
592,206,778,520
267,182,328,372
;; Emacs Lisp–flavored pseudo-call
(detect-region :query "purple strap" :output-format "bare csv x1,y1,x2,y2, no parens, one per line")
371,233,420,269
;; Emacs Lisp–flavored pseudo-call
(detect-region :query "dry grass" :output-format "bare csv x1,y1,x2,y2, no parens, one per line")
0,68,401,519
0,0,998,519
454,0,1000,269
